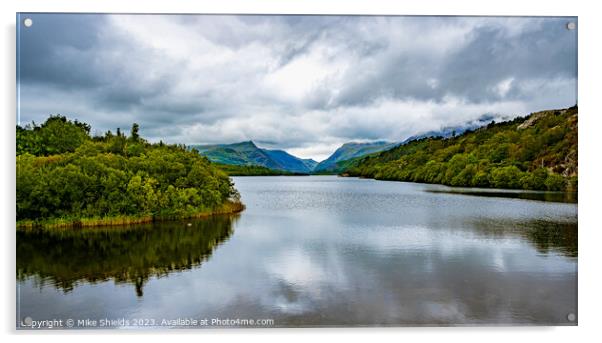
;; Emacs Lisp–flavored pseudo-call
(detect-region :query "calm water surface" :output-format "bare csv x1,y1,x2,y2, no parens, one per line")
17,176,578,327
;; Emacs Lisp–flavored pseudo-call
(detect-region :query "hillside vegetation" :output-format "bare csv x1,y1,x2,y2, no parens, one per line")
346,106,578,191
17,116,243,228
213,163,300,176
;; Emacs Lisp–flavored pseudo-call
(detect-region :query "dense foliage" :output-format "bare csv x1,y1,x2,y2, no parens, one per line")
17,116,241,225
346,106,578,191
213,163,297,176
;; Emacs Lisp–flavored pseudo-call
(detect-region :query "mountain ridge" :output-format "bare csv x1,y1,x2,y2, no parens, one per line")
190,113,509,175
313,141,399,173
189,141,318,174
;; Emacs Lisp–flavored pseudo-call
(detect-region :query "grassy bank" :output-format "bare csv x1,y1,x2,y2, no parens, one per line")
17,201,245,229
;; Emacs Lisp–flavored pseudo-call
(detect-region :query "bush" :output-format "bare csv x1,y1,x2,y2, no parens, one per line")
490,166,523,189
545,174,566,191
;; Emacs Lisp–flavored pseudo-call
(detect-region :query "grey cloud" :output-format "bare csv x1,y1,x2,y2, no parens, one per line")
437,20,576,103
330,17,576,108
19,14,106,89
18,14,577,159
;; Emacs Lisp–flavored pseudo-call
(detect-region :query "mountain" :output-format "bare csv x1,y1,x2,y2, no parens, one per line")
190,141,317,174
300,158,319,171
314,115,502,174
191,113,508,175
314,141,398,173
262,149,317,174
345,106,578,191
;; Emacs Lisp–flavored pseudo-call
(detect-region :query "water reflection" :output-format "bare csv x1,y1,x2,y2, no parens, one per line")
17,215,238,296
459,218,578,258
427,188,577,203
524,220,578,257
16,176,578,326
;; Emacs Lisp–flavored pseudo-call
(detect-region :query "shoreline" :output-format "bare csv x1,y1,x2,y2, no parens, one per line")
16,201,245,230
339,173,578,193
237,173,578,194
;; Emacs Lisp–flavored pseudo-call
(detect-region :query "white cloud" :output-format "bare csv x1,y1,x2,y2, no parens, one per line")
19,14,577,160
495,77,515,98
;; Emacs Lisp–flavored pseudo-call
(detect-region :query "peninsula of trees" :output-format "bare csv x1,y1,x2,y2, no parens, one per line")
17,116,243,228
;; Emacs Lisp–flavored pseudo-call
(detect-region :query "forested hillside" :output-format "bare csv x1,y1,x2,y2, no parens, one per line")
17,116,243,228
346,106,578,191
212,163,299,176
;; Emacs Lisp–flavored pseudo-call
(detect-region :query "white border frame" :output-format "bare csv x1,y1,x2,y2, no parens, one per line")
2,1,600,342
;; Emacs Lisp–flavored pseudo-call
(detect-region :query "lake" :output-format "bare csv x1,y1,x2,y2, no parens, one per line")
17,175,578,328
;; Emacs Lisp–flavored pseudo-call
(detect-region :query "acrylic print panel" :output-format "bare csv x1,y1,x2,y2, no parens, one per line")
16,13,578,329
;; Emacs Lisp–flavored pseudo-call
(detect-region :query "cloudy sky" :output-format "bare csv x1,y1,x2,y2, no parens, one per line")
17,14,577,161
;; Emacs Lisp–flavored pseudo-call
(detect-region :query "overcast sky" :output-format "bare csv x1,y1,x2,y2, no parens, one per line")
18,14,577,161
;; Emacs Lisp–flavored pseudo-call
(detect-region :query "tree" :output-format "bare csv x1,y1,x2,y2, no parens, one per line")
16,115,91,155
545,174,565,191
519,168,548,190
131,123,140,141
16,116,242,224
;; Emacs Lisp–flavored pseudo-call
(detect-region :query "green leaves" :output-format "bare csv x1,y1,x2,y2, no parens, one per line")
16,117,240,222
17,115,91,156
347,106,578,191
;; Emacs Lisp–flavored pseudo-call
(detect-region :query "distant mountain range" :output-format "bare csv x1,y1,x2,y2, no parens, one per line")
189,141,318,174
190,114,500,174
313,141,399,173
312,115,503,173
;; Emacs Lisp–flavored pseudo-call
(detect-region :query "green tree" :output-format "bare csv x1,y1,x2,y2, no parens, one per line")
545,174,566,191
16,116,242,225
131,123,140,141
